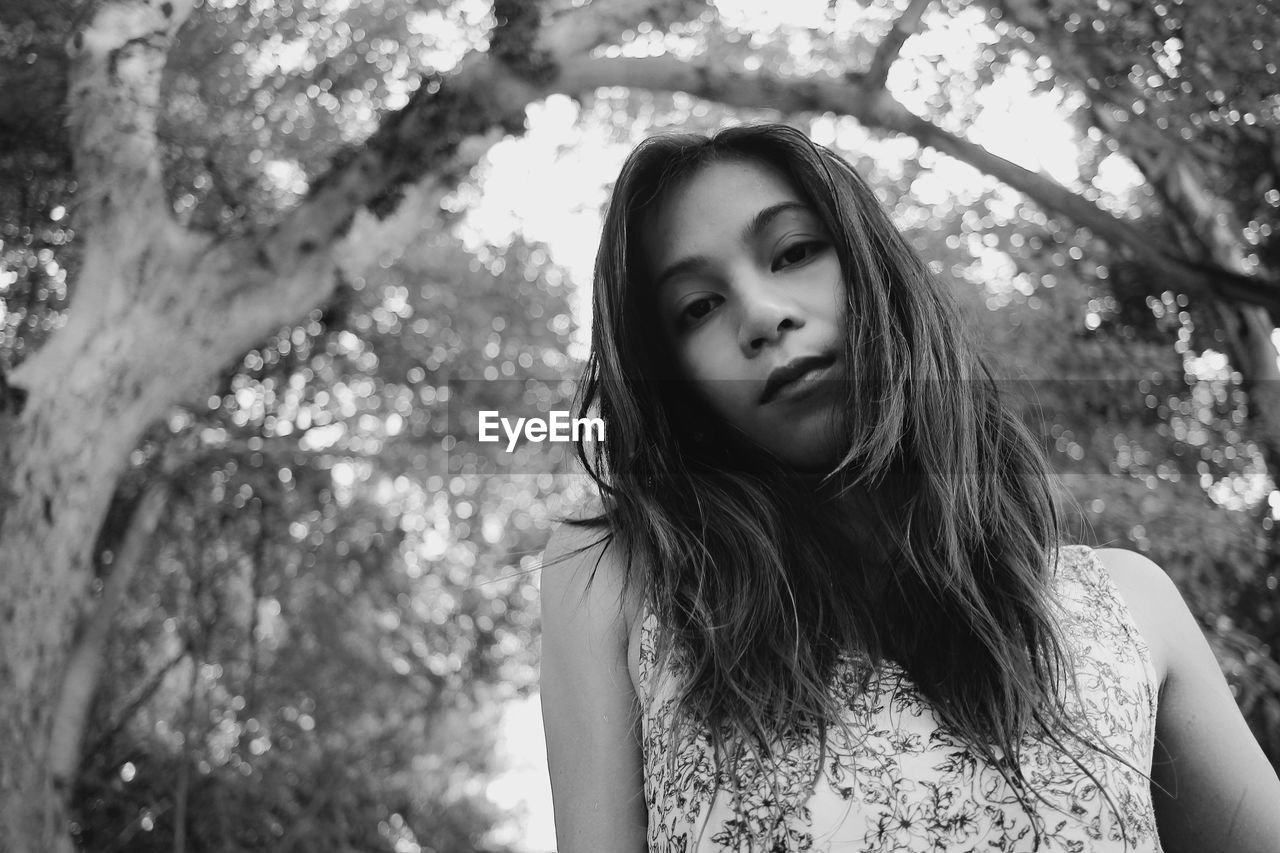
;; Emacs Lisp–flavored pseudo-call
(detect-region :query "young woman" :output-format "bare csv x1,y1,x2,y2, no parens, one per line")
539,123,1280,852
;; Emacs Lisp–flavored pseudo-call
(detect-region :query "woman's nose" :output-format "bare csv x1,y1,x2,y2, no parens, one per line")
736,278,803,353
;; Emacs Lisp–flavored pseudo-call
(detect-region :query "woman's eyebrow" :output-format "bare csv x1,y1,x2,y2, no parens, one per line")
653,255,714,296
744,201,812,242
653,201,814,295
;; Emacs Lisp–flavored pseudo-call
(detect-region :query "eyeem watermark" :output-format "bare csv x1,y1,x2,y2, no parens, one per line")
478,410,605,451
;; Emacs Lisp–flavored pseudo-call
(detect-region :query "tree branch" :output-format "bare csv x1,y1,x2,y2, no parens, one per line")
541,0,710,57
863,0,932,91
82,651,187,769
51,0,1276,410
251,0,708,278
222,0,1278,345
253,53,539,276
47,480,170,792
550,54,1280,313
65,0,194,226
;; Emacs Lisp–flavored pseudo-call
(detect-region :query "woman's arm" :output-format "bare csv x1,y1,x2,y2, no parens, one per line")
1098,547,1280,853
539,522,648,853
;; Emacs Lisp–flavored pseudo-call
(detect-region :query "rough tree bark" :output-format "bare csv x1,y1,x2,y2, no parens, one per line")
2,0,1275,849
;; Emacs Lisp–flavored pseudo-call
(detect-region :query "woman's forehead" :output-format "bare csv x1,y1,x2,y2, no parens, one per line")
641,159,814,265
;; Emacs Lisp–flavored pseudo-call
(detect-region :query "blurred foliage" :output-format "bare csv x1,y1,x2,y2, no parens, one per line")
0,0,76,370
1,0,1279,849
68,188,582,850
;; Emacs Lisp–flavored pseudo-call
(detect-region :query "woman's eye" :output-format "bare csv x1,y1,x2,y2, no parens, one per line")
774,241,823,270
679,296,718,326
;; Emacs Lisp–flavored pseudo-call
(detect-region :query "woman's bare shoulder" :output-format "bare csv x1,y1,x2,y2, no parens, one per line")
541,520,643,641
1092,546,1181,689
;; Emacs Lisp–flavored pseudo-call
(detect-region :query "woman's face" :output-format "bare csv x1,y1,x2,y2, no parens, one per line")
643,157,849,471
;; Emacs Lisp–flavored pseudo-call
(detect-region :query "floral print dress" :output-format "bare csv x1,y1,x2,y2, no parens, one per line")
637,545,1164,852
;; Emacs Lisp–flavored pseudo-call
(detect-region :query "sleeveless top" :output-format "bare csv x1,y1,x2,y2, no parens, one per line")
636,545,1164,852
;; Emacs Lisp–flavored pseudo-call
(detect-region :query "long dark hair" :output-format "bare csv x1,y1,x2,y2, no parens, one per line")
562,123,1126,843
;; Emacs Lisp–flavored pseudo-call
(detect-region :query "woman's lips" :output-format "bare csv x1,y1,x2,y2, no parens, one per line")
760,356,839,405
